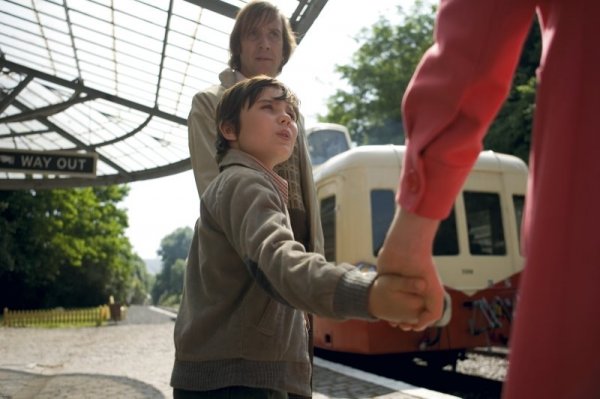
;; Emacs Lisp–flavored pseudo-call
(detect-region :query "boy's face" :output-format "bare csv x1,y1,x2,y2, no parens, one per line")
239,17,284,78
222,86,297,169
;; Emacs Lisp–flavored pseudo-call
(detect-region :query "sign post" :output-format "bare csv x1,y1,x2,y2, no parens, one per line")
0,148,98,177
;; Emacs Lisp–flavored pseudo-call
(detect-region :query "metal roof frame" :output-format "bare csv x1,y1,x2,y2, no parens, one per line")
0,0,327,190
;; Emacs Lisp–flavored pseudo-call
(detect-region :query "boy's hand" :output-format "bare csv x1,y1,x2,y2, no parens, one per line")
368,274,427,324
377,251,445,331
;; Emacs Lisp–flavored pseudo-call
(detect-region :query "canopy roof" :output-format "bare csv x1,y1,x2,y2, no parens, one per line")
0,0,327,190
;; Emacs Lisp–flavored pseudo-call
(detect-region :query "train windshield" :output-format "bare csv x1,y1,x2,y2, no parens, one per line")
307,129,350,165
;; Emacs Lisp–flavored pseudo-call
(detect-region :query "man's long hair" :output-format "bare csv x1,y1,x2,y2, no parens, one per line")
228,0,297,74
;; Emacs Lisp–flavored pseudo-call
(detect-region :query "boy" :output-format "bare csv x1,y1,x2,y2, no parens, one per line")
171,76,427,398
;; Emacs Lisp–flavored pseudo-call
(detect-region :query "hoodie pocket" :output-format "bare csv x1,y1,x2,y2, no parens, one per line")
256,298,285,336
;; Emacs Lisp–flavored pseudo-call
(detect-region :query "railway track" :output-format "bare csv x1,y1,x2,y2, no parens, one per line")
314,348,508,399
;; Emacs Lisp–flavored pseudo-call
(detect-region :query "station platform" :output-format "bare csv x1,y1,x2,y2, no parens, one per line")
0,306,458,399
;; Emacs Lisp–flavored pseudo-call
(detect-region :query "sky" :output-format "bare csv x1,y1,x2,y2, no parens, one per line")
123,0,420,260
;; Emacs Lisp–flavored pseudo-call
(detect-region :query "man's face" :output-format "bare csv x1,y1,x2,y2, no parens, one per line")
239,17,284,78
224,86,297,169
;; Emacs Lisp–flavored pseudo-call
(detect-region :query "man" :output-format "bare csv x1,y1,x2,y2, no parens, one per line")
188,0,322,256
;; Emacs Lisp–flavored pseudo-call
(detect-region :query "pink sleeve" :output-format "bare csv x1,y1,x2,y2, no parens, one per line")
399,0,537,219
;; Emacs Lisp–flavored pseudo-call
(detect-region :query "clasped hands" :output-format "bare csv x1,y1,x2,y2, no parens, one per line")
367,208,446,331
367,266,445,331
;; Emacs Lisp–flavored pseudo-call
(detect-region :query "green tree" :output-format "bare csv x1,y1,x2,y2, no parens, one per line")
157,226,193,269
0,186,147,309
151,226,193,305
321,1,436,145
484,22,541,163
322,3,540,163
128,255,154,305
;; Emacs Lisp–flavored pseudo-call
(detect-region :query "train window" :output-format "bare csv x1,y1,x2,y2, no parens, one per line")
307,129,350,165
370,190,459,256
513,195,525,254
433,209,459,255
320,195,336,262
464,192,506,255
370,190,395,256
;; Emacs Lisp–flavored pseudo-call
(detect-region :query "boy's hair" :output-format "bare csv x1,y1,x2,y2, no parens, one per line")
229,0,297,74
215,76,300,163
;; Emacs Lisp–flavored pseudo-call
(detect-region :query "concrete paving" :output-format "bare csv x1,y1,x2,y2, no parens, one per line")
0,306,457,399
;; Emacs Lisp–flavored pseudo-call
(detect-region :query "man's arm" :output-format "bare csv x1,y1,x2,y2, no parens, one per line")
296,115,325,255
188,89,222,197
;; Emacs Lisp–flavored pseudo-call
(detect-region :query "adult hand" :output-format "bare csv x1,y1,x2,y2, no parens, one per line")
377,208,445,331
368,274,427,324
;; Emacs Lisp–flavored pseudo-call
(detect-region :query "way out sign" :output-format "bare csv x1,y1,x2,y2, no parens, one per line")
0,148,98,177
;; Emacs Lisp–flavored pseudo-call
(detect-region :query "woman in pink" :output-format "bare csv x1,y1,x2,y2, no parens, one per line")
376,0,600,397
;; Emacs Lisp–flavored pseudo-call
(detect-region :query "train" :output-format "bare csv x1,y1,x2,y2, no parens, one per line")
306,123,528,368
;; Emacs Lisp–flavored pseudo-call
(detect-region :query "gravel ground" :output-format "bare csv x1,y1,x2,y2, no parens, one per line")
1,305,508,399
1,306,449,399
456,351,508,381
0,322,175,398
0,306,176,398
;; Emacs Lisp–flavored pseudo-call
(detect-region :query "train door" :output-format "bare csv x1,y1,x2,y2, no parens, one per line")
317,174,374,266
499,164,527,273
317,178,339,263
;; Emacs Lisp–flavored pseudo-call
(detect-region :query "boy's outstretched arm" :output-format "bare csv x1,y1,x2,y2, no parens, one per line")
376,208,445,330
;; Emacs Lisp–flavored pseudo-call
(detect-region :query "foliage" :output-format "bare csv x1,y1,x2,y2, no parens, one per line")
484,22,541,163
157,226,193,270
151,227,193,305
0,185,151,309
321,2,541,163
321,1,436,145
128,255,154,305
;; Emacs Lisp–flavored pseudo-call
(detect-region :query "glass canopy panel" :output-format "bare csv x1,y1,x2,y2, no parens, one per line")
0,0,328,188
